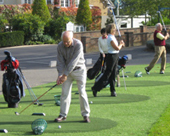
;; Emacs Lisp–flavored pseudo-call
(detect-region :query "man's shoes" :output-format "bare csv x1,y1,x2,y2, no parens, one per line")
84,116,90,123
92,88,97,97
54,115,66,122
160,71,164,74
111,92,117,97
145,67,150,74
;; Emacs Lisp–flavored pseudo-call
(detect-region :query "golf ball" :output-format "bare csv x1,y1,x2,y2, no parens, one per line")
90,101,93,104
58,125,61,129
15,112,19,115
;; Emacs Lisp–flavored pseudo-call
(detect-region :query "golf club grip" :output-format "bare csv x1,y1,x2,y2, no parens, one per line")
102,60,104,66
19,84,57,114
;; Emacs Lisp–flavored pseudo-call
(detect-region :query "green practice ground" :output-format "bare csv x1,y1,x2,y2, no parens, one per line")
0,64,170,136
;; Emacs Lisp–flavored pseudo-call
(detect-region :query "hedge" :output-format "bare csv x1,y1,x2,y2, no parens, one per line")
0,31,24,47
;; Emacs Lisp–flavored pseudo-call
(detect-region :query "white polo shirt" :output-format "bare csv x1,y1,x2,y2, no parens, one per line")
98,36,108,54
107,34,119,54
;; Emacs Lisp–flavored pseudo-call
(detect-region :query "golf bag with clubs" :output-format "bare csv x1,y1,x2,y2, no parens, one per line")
116,55,128,88
87,54,106,80
117,55,128,70
1,51,25,108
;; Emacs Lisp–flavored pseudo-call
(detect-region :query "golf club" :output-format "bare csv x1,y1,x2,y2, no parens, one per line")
121,68,127,90
107,0,121,37
17,68,43,106
111,8,121,37
157,11,166,31
15,84,58,115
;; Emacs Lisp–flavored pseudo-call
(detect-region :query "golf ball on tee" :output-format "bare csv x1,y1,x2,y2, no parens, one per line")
58,125,61,129
90,101,93,104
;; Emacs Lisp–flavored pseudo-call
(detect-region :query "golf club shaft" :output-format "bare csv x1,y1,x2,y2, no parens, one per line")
121,68,127,90
18,69,39,102
158,11,166,30
111,8,121,37
107,0,121,37
17,84,57,114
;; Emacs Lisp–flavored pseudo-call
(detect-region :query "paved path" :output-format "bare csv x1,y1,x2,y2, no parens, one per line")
1,45,170,94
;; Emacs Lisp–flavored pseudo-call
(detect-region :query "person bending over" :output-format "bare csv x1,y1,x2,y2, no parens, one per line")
55,31,90,123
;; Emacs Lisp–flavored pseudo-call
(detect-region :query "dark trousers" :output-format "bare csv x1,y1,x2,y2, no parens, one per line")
92,53,119,92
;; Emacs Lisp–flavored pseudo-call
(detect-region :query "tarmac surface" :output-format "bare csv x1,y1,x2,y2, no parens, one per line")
0,44,170,94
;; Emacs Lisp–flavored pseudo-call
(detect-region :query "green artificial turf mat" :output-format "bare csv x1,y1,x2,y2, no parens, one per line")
73,94,150,104
1,64,170,135
123,80,170,87
0,115,117,134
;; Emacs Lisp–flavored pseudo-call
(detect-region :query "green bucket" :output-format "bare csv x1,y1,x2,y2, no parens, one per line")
54,95,61,106
31,118,47,135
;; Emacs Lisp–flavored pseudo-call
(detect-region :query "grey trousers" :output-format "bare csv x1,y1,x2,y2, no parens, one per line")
59,66,90,117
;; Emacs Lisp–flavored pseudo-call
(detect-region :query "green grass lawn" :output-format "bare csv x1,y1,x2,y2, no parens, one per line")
0,64,170,136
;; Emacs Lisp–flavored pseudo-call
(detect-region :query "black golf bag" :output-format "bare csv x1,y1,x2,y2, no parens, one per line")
117,55,128,71
1,51,25,108
87,54,106,80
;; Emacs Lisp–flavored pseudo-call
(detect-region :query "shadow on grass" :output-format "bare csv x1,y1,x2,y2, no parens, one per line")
125,80,170,87
0,115,117,134
86,80,170,88
72,93,150,104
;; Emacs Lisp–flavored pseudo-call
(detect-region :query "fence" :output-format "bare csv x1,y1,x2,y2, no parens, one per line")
74,25,170,53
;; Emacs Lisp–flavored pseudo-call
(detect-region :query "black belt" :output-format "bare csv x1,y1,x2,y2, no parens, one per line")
73,67,81,71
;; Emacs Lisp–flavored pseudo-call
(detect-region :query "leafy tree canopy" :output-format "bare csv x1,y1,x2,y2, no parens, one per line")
32,0,51,22
76,0,92,29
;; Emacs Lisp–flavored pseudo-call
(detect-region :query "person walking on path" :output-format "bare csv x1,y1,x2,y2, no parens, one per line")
92,23,125,97
55,31,90,123
145,23,169,74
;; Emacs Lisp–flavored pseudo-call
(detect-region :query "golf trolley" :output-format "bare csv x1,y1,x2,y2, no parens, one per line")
1,50,40,108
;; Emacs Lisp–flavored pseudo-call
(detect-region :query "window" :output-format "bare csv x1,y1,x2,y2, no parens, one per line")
74,25,85,32
47,0,53,4
0,0,4,3
24,0,32,4
75,0,79,7
61,0,69,7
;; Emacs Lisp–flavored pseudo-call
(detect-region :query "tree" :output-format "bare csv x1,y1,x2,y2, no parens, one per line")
32,0,51,22
76,0,92,30
44,13,70,40
11,13,45,43
105,14,114,26
119,0,170,25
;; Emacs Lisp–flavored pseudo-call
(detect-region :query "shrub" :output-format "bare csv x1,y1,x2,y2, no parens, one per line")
44,13,70,40
11,13,45,43
0,31,24,47
89,6,101,30
0,15,8,32
38,35,56,44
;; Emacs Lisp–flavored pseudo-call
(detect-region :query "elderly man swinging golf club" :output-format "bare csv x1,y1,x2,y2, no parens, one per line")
55,31,90,123
145,23,169,74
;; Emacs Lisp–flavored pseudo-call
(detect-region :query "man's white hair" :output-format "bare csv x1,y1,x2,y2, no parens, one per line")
61,31,73,41
156,23,161,29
